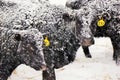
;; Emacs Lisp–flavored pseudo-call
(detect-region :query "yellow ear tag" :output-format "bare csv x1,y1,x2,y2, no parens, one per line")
44,37,50,47
97,19,105,27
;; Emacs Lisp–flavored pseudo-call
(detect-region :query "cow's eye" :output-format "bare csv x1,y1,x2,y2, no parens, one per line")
14,34,21,41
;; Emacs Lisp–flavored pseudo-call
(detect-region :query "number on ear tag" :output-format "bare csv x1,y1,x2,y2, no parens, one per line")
97,19,105,27
44,37,50,47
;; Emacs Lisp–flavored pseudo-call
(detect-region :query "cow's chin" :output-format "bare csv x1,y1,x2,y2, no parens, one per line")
41,64,47,71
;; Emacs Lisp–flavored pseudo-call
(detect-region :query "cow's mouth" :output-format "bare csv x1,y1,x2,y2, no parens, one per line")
81,38,94,46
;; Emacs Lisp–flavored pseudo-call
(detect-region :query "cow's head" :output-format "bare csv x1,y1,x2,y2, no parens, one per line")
75,9,94,46
62,8,94,46
14,28,46,71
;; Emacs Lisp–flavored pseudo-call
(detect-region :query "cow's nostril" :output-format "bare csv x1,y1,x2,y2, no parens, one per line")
41,64,47,71
81,38,94,46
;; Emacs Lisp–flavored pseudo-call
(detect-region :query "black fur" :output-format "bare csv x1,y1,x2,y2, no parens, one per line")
0,0,94,80
90,11,120,63
0,27,46,80
66,0,120,65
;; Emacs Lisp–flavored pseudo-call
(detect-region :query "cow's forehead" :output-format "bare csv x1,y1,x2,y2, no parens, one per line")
12,28,43,41
25,30,42,40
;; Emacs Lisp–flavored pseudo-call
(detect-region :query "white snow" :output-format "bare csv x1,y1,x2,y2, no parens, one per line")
47,0,67,6
8,38,120,80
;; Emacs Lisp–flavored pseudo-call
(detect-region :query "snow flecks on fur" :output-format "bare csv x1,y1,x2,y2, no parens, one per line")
0,0,75,35
0,27,44,54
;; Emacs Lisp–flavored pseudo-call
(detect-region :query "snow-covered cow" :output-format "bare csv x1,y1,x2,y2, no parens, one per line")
0,0,94,80
66,0,120,65
0,0,94,47
0,27,46,80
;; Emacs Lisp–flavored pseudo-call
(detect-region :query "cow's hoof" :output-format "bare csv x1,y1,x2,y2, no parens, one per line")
116,56,120,65
85,54,92,58
113,58,116,60
113,56,117,61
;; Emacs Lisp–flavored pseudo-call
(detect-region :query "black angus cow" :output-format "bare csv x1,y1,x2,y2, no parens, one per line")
0,27,46,80
90,10,120,65
0,0,94,80
66,0,120,64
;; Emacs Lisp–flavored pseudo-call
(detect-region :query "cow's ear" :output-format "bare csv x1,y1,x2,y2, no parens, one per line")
62,13,70,21
102,12,111,20
14,34,22,41
62,13,75,21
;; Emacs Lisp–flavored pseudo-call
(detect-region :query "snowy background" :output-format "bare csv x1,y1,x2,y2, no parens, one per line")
7,0,120,80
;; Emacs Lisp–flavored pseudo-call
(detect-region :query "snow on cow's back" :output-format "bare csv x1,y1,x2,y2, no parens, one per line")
2,0,41,4
0,0,75,35
0,0,51,27
0,0,78,48
0,0,37,26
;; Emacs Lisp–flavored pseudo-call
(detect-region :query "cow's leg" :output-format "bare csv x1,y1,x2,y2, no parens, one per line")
110,38,118,60
42,67,56,80
111,42,120,65
114,50,120,65
42,48,56,80
113,48,117,60
82,46,92,58
110,38,120,65
112,47,120,65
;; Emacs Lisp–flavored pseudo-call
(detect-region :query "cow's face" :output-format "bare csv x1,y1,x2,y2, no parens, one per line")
14,29,46,71
75,12,94,46
72,7,95,46
62,11,94,46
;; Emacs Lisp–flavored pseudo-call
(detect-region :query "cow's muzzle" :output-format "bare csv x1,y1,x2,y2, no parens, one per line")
81,38,94,46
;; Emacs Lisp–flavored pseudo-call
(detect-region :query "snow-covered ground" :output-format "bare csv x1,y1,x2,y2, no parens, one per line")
5,0,120,80
8,38,120,80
